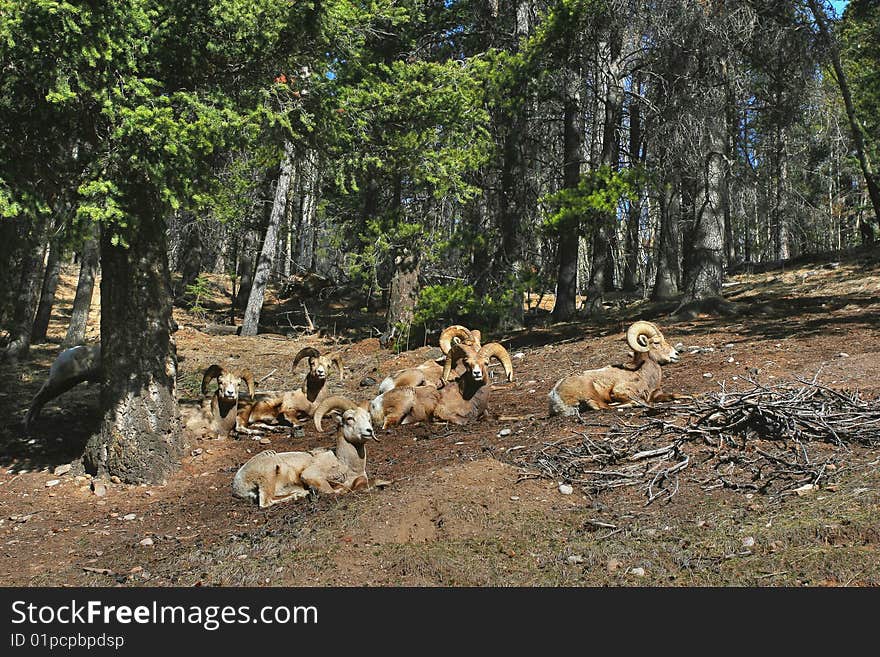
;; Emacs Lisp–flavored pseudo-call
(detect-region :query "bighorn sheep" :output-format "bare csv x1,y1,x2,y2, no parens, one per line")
231,396,377,507
239,347,344,427
24,344,101,432
370,341,513,427
376,325,482,393
548,321,681,416
201,364,255,438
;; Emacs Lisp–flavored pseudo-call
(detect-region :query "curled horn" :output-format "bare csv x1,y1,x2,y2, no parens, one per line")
439,325,474,355
201,364,225,395
292,347,321,372
238,369,255,398
442,343,476,382
314,396,358,432
331,355,344,381
470,330,482,349
626,321,660,353
479,343,514,382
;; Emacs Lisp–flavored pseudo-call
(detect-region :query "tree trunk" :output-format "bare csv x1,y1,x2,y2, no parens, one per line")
623,82,643,292
808,0,880,239
241,142,296,336
385,249,420,346
552,67,583,322
83,203,182,484
63,223,100,348
585,33,624,314
234,227,259,312
652,180,682,300
3,218,49,362
178,213,205,292
681,114,726,301
31,235,64,343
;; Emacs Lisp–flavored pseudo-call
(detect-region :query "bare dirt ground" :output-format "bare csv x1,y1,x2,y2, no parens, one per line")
2,250,880,587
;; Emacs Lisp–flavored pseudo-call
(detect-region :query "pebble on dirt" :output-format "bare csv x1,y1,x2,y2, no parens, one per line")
629,567,646,577
90,482,107,497
139,538,154,547
53,464,71,476
498,428,512,437
45,479,61,487
558,483,574,495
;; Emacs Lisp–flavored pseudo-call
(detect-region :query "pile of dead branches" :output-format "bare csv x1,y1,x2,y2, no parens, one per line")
515,376,880,505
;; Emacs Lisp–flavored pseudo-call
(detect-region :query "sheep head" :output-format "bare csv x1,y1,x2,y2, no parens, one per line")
438,325,482,355
442,342,514,386
292,347,344,382
201,365,254,402
314,395,377,445
626,321,679,365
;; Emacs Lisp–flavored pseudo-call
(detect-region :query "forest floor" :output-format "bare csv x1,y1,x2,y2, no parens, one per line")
2,249,880,587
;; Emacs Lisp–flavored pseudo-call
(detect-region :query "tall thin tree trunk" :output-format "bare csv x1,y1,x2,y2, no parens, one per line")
4,217,49,363
623,82,643,292
241,142,296,336
32,235,64,343
553,67,584,321
63,223,100,348
83,201,182,484
808,0,880,239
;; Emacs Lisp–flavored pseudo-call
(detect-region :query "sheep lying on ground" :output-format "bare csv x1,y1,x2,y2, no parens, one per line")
201,364,255,438
241,347,344,427
24,344,101,432
548,321,682,415
371,342,513,427
231,396,377,507
377,325,482,393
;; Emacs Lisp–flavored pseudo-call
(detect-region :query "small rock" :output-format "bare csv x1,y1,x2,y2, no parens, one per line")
259,438,271,445
510,496,520,501
45,479,61,488
742,536,755,548
138,538,154,547
91,482,107,497
53,464,72,477
191,448,203,457
630,567,646,577
674,343,685,350
724,343,735,349
703,372,713,378
122,513,137,521
795,483,817,497
110,476,122,484
838,353,849,358
696,520,706,528
727,356,734,363
607,558,622,573
359,377,377,387
748,367,759,375
292,426,305,438
498,428,512,437
513,352,525,360
566,555,585,565
558,483,574,495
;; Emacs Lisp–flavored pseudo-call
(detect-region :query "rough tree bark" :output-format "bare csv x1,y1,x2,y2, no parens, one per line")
681,113,726,302
62,223,100,348
384,249,420,347
83,199,183,484
623,78,643,292
241,142,296,336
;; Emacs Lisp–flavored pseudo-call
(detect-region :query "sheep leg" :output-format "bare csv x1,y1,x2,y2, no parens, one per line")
24,373,93,431
299,467,338,495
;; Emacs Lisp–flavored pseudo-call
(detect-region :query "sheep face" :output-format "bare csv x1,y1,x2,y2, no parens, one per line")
218,371,242,401
292,347,344,383
630,323,679,365
340,407,377,445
